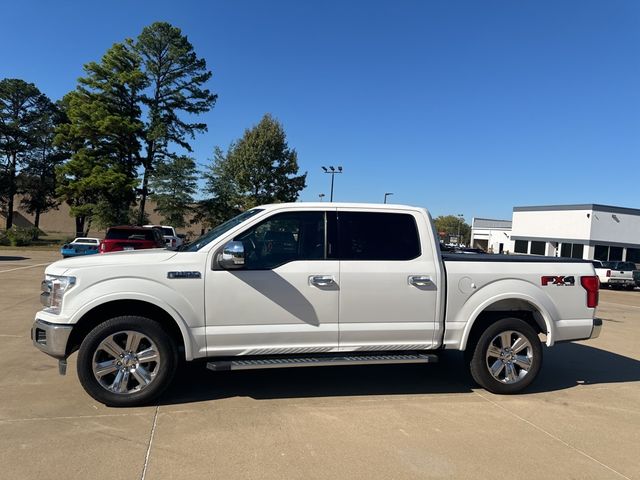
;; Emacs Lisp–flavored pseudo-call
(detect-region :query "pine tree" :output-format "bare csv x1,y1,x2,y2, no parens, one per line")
149,155,198,228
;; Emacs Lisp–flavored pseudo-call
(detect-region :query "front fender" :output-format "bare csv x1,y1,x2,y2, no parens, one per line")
63,277,202,360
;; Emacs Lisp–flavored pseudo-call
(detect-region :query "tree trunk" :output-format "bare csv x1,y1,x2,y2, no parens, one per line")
137,143,154,226
75,216,85,237
5,153,17,230
137,169,149,226
33,209,41,240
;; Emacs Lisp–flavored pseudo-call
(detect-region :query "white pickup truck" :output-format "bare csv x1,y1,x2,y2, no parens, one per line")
143,224,183,249
32,203,602,406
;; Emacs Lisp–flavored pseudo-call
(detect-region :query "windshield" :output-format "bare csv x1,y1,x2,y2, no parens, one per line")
181,209,263,252
106,228,156,241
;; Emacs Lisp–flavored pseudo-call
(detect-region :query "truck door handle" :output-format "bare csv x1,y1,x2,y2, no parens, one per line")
309,275,335,287
408,275,433,287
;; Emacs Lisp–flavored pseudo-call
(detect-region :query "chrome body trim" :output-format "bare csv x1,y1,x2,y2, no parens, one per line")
590,318,603,340
31,319,73,359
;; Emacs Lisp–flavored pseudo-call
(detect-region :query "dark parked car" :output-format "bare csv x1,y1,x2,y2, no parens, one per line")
99,226,165,253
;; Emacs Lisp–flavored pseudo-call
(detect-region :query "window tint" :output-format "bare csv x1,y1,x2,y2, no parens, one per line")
514,240,528,254
336,212,420,261
594,245,609,261
234,211,325,269
572,243,584,259
627,248,640,264
530,241,545,256
609,246,623,261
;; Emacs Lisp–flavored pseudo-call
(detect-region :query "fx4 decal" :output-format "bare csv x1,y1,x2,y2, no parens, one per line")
541,275,575,286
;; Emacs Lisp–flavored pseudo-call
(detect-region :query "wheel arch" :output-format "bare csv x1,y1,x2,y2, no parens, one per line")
460,293,555,352
66,299,193,360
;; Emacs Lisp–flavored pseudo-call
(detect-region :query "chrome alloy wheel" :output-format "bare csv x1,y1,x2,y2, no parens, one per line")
92,330,160,395
485,330,533,384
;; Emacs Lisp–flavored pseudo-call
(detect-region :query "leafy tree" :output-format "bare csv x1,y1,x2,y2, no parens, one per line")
55,41,144,233
18,99,67,237
0,79,50,229
201,114,307,226
195,146,241,228
149,155,198,227
135,22,217,224
434,215,471,245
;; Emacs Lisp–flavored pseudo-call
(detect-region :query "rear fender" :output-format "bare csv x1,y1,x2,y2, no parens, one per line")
454,279,558,350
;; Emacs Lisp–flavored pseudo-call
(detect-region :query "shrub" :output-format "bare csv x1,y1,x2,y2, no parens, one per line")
5,226,37,247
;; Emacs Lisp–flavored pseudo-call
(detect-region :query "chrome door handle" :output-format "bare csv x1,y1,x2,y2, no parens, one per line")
310,275,335,287
408,275,433,287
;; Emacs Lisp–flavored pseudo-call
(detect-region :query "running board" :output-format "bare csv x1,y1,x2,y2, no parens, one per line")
206,352,438,372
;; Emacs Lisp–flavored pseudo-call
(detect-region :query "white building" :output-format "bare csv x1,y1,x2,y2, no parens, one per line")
510,204,640,263
470,218,514,253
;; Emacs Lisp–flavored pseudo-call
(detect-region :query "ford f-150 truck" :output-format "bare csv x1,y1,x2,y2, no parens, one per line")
32,203,602,406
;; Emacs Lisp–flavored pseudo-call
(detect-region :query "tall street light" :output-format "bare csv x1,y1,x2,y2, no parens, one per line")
318,193,325,202
457,214,464,246
321,166,343,202
384,192,394,204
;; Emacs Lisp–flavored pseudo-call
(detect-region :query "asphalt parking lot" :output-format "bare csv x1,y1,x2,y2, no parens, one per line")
1,249,638,480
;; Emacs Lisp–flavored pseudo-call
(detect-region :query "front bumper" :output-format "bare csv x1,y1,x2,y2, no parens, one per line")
31,319,73,359
590,318,603,340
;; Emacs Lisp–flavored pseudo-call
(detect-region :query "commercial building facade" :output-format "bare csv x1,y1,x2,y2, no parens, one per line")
470,218,514,253
510,204,640,263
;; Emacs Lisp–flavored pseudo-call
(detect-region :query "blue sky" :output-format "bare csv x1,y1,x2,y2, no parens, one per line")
1,0,638,221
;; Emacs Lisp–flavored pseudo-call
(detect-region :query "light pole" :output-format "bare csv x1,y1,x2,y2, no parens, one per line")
384,192,393,204
457,214,464,246
321,166,343,202
318,193,325,202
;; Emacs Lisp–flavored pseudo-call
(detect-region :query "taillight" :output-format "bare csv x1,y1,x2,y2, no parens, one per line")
606,270,611,277
581,275,599,308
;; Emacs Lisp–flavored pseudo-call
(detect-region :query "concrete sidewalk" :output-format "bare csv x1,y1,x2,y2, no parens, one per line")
1,249,638,479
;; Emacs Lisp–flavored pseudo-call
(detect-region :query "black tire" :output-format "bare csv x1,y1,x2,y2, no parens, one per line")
469,317,542,394
77,316,178,407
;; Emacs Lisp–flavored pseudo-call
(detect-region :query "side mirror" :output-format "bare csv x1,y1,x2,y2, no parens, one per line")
218,241,245,269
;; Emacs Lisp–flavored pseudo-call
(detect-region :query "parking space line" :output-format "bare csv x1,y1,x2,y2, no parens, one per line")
0,412,151,424
473,390,632,480
140,406,159,480
0,262,52,273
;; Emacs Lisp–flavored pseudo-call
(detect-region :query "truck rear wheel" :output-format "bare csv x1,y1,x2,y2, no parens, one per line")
469,317,542,394
77,316,178,407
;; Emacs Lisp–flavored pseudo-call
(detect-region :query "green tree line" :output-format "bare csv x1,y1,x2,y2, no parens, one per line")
1,22,306,237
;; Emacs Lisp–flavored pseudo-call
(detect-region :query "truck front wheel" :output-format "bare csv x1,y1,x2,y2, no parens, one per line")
77,316,178,407
469,318,542,394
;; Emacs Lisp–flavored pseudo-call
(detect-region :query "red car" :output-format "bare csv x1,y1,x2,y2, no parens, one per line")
99,226,166,253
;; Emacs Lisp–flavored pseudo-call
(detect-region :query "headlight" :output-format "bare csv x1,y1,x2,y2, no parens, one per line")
40,275,76,314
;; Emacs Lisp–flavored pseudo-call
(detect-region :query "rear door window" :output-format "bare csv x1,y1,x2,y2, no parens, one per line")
336,212,421,261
